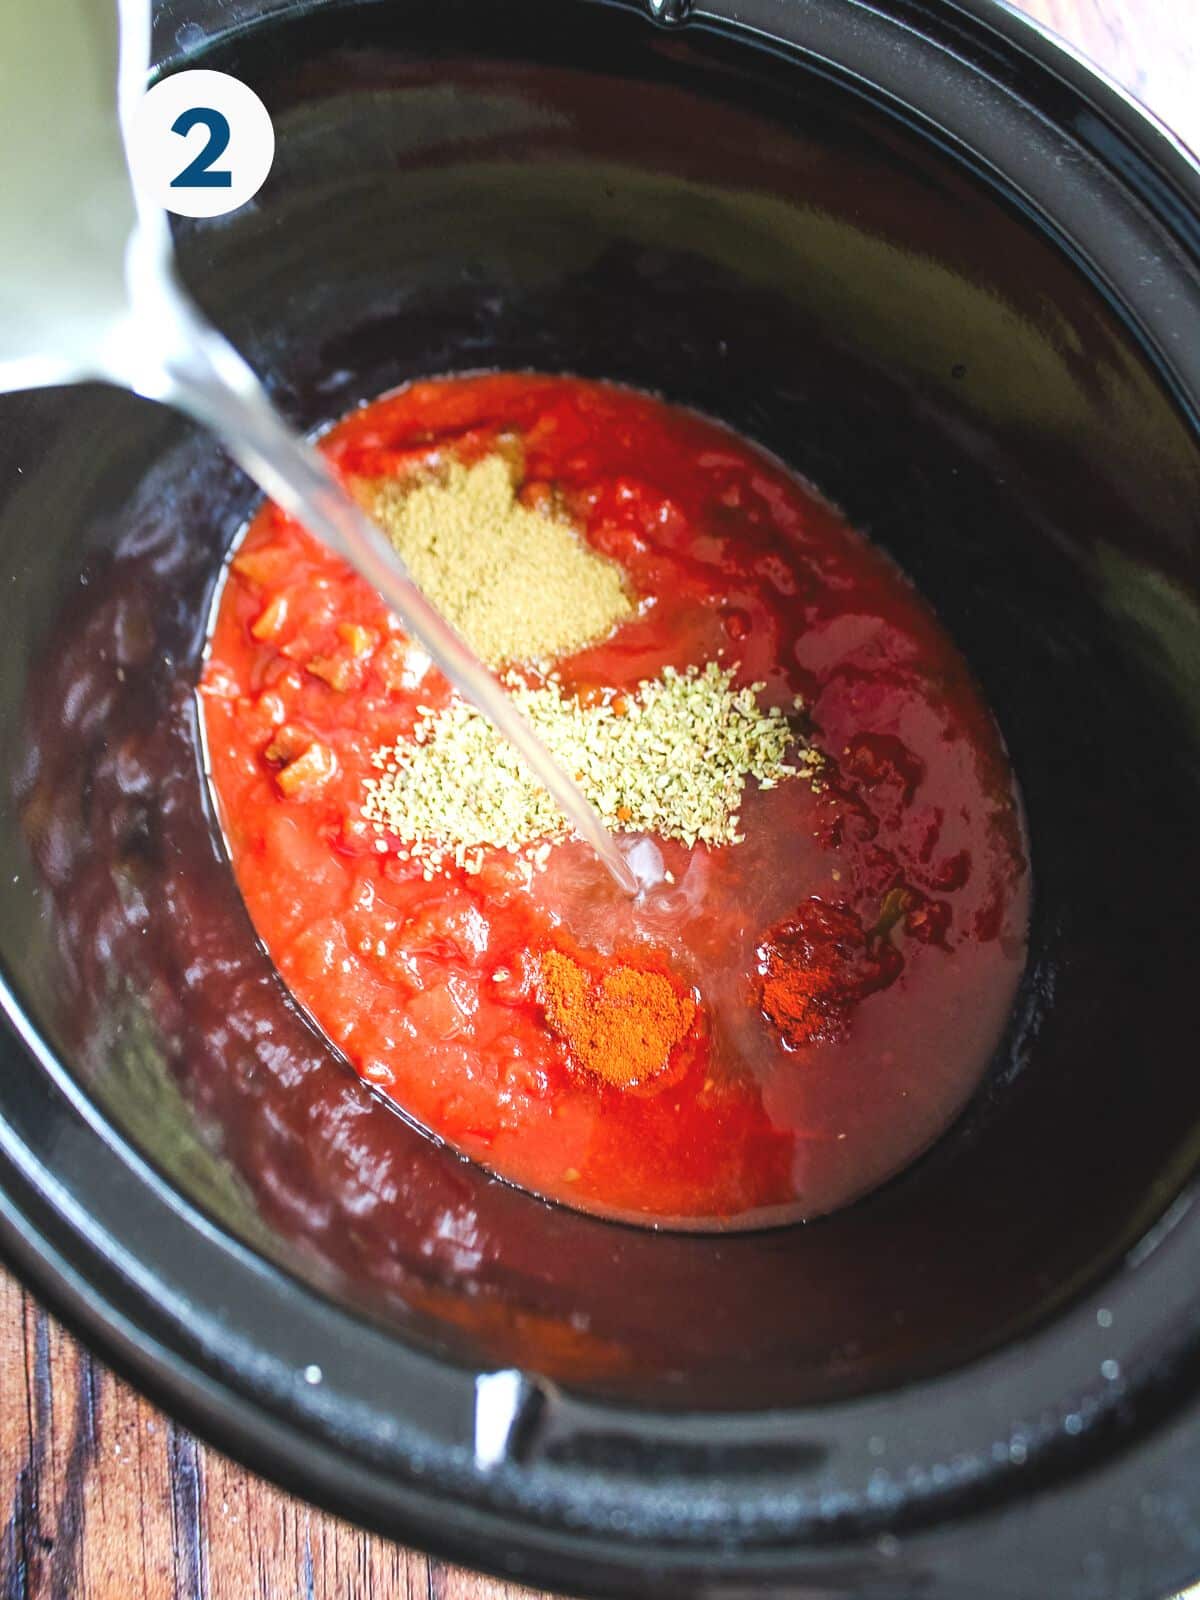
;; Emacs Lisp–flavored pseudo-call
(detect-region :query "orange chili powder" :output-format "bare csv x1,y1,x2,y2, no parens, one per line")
540,951,696,1088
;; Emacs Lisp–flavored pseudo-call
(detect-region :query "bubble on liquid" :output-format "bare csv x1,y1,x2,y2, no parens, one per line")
624,835,667,898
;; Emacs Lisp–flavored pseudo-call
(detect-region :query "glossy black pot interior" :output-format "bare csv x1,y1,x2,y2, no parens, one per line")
1,0,1199,1594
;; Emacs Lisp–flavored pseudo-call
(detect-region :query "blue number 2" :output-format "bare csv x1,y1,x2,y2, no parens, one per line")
170,107,233,188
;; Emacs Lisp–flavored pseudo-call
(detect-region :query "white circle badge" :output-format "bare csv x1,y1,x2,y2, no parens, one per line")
128,69,275,219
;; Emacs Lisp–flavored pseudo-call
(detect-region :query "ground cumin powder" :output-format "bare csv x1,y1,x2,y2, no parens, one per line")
360,452,632,666
540,950,696,1087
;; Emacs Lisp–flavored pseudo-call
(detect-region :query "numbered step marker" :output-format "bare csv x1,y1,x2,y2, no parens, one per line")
128,69,275,219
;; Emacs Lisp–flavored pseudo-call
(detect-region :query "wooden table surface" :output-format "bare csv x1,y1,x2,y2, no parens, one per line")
2,4,1196,1598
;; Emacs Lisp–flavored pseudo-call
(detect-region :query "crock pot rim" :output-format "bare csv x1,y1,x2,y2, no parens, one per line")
2,0,1199,1592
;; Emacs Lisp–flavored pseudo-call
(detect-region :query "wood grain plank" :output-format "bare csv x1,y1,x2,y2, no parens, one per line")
0,1274,180,1600
0,1265,544,1600
200,1446,428,1600
0,4,1190,1599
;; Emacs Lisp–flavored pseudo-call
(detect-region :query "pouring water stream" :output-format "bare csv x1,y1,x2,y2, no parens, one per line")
0,0,660,899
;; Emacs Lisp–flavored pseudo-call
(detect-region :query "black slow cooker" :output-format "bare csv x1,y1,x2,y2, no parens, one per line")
0,0,1198,1595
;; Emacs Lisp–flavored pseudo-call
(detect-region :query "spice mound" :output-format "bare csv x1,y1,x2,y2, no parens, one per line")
360,452,632,666
756,899,904,1047
363,661,818,876
541,951,696,1088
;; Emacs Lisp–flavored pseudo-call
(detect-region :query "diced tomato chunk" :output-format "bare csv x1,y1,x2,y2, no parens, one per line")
232,545,295,588
307,653,363,693
276,741,337,797
251,593,290,642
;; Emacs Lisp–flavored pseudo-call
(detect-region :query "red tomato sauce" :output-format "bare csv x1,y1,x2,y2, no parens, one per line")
201,374,1029,1229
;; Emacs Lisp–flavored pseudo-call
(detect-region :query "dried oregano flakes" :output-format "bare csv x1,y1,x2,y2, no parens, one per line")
363,662,820,876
